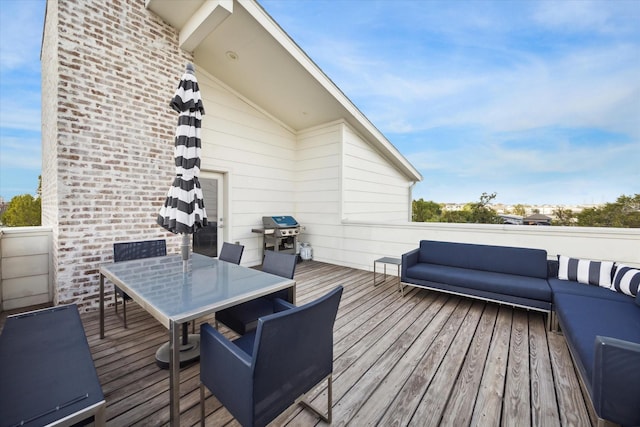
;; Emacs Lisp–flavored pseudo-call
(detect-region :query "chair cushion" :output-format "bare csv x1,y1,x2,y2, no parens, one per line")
554,293,640,382
549,278,635,304
216,298,276,335
558,255,614,288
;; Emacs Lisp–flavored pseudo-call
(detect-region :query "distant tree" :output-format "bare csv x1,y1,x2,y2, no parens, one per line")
553,207,575,226
410,193,639,228
1,194,41,226
577,194,640,228
467,192,501,224
412,199,442,222
512,204,526,217
441,209,471,223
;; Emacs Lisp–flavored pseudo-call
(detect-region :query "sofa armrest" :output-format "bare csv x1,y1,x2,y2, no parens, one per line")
593,335,640,426
401,248,420,279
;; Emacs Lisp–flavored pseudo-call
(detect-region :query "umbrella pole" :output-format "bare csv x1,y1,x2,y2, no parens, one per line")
181,233,190,273
182,323,189,346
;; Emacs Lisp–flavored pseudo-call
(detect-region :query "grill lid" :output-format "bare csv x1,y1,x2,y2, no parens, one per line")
263,216,298,228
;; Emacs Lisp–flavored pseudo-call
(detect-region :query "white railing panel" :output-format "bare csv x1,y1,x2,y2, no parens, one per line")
308,221,640,272
0,227,53,311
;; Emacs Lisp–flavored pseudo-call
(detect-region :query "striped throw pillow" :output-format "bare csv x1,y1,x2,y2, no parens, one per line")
557,255,614,288
612,265,640,297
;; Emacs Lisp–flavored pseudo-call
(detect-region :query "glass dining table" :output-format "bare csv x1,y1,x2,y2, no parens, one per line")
99,253,296,426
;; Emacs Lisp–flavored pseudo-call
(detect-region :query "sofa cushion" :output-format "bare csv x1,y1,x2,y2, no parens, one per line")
612,265,640,297
548,278,635,305
405,263,551,302
418,240,548,279
554,293,640,382
558,255,614,289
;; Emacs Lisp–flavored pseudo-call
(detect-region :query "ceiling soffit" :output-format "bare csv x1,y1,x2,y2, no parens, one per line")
145,0,422,182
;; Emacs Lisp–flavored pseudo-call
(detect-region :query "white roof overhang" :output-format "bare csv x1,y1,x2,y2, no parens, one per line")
145,0,422,182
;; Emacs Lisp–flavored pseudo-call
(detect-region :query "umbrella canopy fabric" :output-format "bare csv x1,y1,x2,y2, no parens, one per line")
158,65,208,234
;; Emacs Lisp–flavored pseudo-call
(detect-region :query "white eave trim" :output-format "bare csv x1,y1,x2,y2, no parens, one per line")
180,0,233,52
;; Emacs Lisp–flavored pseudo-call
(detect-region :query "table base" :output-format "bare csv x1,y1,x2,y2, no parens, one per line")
155,334,201,369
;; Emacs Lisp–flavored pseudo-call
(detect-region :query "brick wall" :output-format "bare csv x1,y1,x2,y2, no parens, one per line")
41,0,60,302
42,0,192,310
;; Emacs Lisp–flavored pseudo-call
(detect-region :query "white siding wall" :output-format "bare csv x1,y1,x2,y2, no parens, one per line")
197,71,297,265
343,124,411,222
294,122,342,223
293,123,343,260
292,121,416,267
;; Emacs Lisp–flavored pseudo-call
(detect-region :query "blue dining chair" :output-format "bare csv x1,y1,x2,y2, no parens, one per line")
215,251,297,334
200,286,343,427
112,239,166,328
218,242,244,264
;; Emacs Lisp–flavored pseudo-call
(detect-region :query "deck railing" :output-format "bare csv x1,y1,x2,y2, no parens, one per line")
1,223,638,312
304,220,640,273
0,226,53,311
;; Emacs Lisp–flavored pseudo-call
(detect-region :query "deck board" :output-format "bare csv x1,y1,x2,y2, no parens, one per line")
503,309,531,427
471,306,512,426
440,303,499,427
0,260,595,427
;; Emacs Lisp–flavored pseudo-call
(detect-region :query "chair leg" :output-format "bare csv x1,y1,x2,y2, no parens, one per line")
200,383,206,427
299,374,332,423
123,297,127,329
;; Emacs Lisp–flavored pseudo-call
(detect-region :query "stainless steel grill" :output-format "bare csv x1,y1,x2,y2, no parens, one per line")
252,216,302,256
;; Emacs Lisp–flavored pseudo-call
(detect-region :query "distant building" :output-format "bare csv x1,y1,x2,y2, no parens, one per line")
498,214,523,225
523,214,552,226
0,197,6,224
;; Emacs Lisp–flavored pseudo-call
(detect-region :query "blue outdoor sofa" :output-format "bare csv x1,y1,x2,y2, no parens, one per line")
401,240,552,313
401,240,640,426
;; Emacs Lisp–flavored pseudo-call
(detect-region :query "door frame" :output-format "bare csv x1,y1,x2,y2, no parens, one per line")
200,170,228,257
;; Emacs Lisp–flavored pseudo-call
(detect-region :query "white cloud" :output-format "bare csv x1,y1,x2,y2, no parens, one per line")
0,0,45,72
0,104,42,132
278,1,640,140
532,0,640,35
336,42,640,138
0,135,42,169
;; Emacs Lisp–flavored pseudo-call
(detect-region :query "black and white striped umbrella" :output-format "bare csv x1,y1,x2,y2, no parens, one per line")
158,64,208,240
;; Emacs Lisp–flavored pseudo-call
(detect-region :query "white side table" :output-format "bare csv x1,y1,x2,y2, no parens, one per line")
373,257,403,294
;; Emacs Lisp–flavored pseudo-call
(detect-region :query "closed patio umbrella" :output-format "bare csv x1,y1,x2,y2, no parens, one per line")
158,63,208,271
156,63,207,368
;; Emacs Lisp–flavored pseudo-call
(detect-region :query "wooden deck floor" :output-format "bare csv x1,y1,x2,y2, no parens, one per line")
3,260,596,426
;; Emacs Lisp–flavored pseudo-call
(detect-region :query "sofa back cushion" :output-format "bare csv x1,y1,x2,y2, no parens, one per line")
418,240,548,279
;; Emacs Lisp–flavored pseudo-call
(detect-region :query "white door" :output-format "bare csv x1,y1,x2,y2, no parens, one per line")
193,171,224,258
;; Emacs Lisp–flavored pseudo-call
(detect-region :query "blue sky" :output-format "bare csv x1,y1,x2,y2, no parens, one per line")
0,0,45,202
1,0,638,205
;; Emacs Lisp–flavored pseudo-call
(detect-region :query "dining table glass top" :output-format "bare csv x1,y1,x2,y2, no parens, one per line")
100,253,292,323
